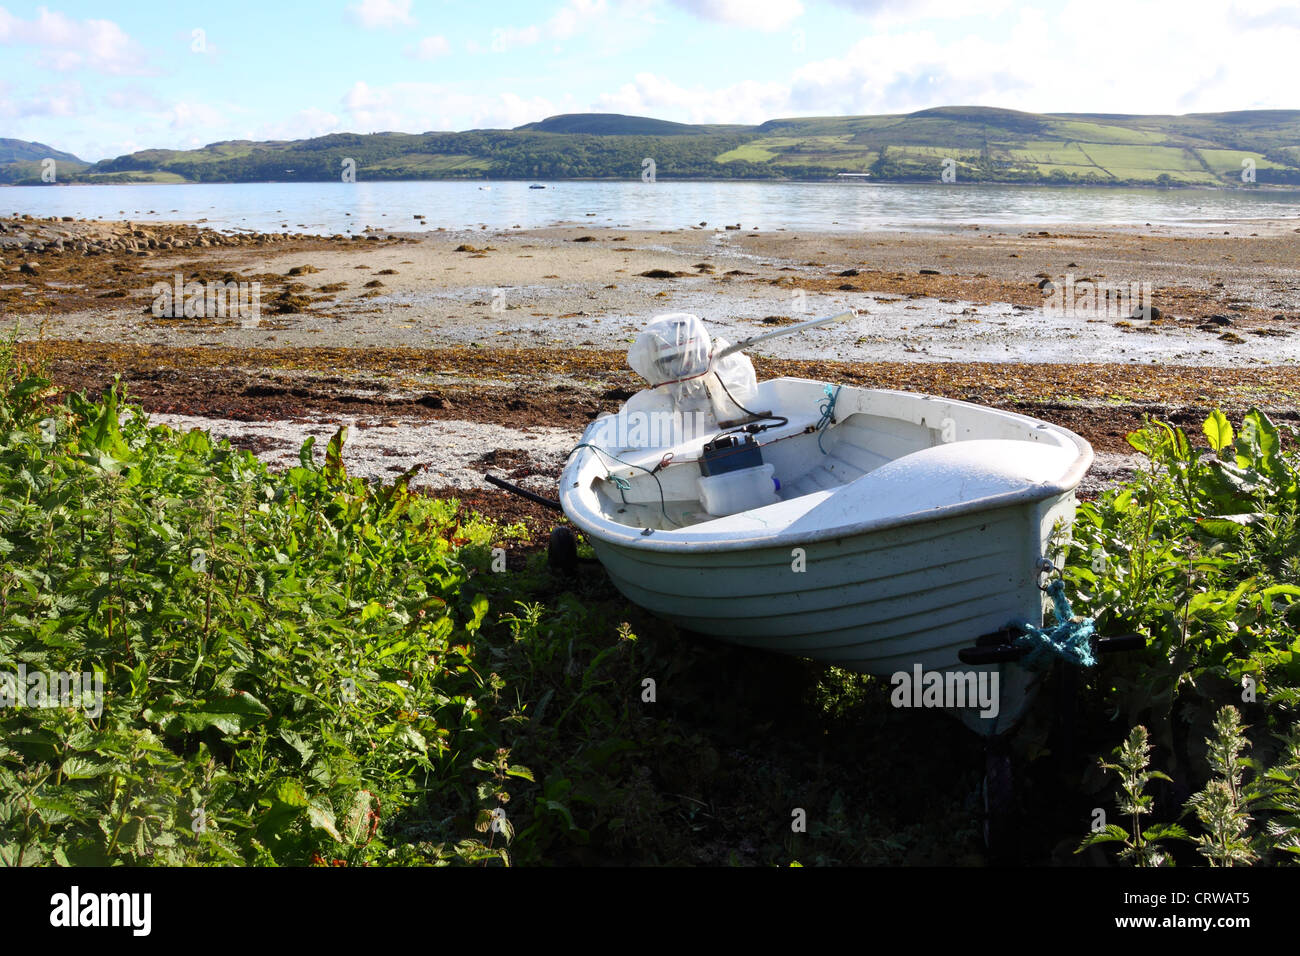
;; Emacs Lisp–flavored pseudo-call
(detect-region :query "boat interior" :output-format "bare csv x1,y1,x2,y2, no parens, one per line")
572,378,1084,533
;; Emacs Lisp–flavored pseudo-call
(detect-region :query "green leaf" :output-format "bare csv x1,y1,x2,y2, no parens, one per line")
343,791,376,844
167,690,271,734
1197,513,1263,538
1260,584,1300,615
60,755,114,779
1126,427,1156,456
307,801,342,842
1076,824,1130,850
466,593,489,634
1142,823,1192,842
8,375,55,403
1233,408,1284,477
1203,409,1233,454
272,779,309,808
324,426,348,480
88,384,131,460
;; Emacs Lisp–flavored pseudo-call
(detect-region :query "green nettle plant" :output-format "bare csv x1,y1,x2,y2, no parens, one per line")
1082,707,1300,867
1185,705,1300,866
1077,725,1189,866
1066,407,1300,867
1261,729,1300,860
0,339,539,865
1065,408,1300,767
0,337,732,867
1186,706,1261,865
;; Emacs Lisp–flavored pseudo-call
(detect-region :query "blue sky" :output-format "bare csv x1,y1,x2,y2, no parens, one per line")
1,0,1297,161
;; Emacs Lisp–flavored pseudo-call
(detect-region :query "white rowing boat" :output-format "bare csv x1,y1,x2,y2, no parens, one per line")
556,312,1094,734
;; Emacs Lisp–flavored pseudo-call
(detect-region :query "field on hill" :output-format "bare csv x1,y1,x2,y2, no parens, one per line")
5,107,1300,186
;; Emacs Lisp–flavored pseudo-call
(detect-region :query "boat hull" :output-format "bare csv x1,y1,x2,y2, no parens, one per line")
586,495,1073,734
559,378,1092,735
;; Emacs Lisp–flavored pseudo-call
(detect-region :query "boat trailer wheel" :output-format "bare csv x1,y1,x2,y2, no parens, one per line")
548,525,578,574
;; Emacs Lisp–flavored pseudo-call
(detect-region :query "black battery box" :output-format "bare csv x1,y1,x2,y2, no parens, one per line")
699,434,764,476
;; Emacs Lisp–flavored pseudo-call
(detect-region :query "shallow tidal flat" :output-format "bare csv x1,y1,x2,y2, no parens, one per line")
6,215,1299,525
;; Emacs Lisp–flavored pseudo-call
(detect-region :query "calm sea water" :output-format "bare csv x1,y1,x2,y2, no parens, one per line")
4,180,1300,234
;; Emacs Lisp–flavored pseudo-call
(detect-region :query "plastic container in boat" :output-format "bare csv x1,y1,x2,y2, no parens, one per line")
697,464,779,517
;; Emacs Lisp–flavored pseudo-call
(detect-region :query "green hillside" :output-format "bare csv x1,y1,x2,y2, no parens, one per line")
515,112,744,136
5,107,1300,185
0,138,84,164
0,139,89,183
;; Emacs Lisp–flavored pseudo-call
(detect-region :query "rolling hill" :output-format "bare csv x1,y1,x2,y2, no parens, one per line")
0,139,84,164
4,107,1300,186
0,139,89,184
515,112,746,136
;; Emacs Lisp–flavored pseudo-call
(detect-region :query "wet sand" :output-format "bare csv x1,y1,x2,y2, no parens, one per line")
5,214,1299,528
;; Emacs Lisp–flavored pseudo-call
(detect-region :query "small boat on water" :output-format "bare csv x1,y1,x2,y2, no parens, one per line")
529,183,546,189
553,312,1094,735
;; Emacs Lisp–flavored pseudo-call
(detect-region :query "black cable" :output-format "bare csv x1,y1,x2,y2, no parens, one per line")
712,372,788,431
570,442,680,528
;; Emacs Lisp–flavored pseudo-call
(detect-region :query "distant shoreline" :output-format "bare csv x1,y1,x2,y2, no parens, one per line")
7,178,1300,192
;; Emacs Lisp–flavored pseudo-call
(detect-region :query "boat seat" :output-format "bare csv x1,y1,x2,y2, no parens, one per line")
694,439,1076,534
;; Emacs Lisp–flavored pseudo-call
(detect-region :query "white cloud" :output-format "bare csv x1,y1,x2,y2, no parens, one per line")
595,72,791,124
771,3,1300,118
1228,0,1300,30
346,0,415,30
0,79,86,119
256,107,343,142
488,24,541,52
827,0,1012,21
481,0,608,52
0,6,150,75
788,30,1009,116
669,0,803,31
408,35,452,59
342,80,562,131
102,86,166,111
165,100,232,132
550,0,608,38
577,2,1300,126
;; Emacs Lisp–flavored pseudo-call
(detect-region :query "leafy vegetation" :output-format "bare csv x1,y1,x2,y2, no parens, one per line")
1077,725,1189,866
1081,706,1300,866
0,337,539,865
6,106,1300,185
0,336,993,866
1067,408,1300,864
2,330,1298,865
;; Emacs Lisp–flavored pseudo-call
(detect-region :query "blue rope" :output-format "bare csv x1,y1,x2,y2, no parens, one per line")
1013,579,1097,669
816,384,841,454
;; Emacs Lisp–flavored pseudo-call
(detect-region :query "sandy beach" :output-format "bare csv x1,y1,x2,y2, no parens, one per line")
5,214,1299,528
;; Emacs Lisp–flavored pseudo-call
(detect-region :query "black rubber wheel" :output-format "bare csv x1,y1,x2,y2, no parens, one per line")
547,525,578,574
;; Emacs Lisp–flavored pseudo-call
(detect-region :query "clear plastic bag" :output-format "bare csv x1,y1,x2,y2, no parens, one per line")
621,313,760,446
705,338,758,421
627,313,712,385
